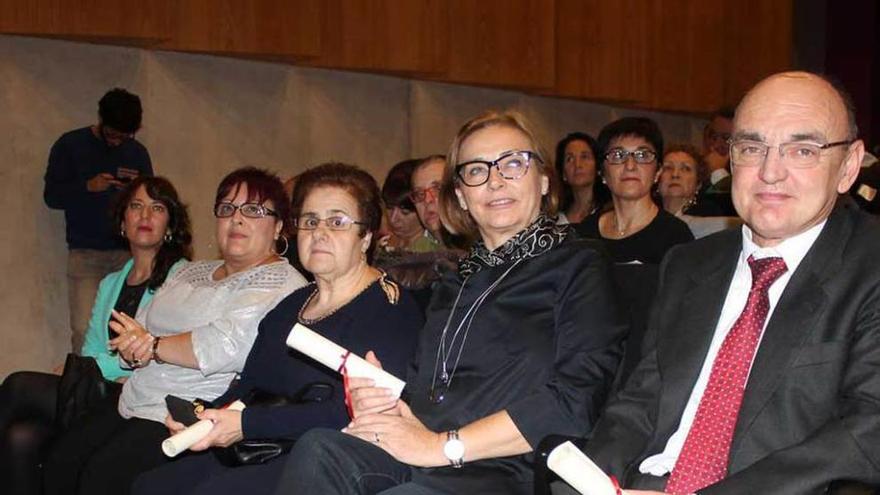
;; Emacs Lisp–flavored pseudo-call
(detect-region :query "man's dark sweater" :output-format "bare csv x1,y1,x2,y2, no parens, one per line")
44,126,152,249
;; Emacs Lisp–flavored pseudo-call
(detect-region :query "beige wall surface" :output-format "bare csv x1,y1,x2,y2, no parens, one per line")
0,35,705,377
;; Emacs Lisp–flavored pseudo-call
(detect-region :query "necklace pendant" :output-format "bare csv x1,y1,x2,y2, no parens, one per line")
439,371,449,383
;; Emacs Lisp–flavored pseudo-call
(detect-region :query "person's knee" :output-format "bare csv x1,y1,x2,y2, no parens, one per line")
292,428,343,462
6,421,50,457
2,371,39,399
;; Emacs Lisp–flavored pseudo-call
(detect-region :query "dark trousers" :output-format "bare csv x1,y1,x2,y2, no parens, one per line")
43,398,168,495
273,428,448,495
0,371,60,495
132,450,287,495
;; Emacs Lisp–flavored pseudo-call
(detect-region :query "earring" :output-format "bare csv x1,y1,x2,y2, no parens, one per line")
276,236,289,256
164,231,172,243
120,227,126,238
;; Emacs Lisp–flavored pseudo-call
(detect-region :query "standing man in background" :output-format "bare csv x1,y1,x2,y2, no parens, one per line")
44,88,153,353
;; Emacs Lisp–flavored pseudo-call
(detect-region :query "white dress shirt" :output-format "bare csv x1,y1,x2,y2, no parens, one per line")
639,220,826,476
710,168,731,185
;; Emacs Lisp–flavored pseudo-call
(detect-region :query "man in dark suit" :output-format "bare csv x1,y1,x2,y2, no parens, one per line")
694,107,736,216
555,71,880,494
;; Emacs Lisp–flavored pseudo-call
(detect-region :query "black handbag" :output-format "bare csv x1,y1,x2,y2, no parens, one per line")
55,353,121,431
213,382,335,467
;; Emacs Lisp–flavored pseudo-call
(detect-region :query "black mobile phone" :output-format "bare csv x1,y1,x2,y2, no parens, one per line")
165,395,202,426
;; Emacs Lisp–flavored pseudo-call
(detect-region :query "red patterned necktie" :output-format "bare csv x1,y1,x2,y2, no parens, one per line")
665,255,788,494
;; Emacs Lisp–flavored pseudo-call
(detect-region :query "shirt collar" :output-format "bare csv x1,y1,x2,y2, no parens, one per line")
740,220,826,274
710,168,730,184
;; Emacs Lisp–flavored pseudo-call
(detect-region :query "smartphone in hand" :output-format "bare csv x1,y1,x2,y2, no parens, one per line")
116,167,139,185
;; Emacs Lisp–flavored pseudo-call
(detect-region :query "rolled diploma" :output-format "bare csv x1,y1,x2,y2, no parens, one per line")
161,400,245,457
546,441,617,495
286,323,406,398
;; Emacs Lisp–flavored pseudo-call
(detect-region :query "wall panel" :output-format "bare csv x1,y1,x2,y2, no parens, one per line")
0,0,793,114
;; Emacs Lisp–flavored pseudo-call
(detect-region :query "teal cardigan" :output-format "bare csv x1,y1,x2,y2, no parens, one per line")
80,258,186,381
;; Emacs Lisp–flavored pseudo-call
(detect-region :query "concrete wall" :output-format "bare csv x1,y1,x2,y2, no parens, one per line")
0,35,705,377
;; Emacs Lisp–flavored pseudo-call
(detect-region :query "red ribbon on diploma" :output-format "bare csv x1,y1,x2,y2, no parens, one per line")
610,475,622,495
338,350,354,418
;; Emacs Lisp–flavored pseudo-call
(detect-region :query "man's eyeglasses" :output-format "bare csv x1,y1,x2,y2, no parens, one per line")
214,202,277,219
455,150,540,187
410,184,441,204
728,139,854,168
604,148,657,165
100,125,134,143
294,214,366,231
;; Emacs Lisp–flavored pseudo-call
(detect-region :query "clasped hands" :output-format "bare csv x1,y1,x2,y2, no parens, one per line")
108,309,155,368
342,351,447,468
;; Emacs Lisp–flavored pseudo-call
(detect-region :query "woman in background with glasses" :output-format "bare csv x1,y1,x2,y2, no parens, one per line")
574,117,694,264
43,166,307,495
132,162,422,495
273,110,625,495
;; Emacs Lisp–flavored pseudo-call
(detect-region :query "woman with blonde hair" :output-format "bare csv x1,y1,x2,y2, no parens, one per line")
274,110,625,495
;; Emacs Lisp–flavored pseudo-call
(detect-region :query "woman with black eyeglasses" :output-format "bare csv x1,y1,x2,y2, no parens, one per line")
574,117,694,264
132,162,421,495
271,111,626,495
43,167,307,495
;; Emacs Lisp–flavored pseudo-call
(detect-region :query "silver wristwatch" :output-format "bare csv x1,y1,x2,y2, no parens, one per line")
443,429,464,468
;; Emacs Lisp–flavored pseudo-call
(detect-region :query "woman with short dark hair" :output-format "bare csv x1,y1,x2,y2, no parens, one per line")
378,159,426,253
575,117,694,264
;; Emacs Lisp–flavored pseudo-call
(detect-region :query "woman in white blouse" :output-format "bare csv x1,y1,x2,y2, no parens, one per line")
43,167,307,495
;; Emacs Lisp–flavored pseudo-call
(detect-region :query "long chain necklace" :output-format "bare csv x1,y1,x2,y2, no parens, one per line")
429,259,522,404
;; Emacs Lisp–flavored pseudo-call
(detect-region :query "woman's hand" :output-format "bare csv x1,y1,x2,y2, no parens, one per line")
343,401,445,468
165,414,186,435
188,408,244,451
348,351,398,417
108,310,155,366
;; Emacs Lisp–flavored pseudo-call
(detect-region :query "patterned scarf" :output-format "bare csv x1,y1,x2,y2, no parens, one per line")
458,214,569,277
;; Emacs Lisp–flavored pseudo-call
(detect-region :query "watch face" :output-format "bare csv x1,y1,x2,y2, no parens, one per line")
444,438,465,460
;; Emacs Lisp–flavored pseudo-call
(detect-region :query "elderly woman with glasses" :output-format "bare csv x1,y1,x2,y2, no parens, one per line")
574,117,694,264
272,110,626,495
43,167,308,495
131,162,422,495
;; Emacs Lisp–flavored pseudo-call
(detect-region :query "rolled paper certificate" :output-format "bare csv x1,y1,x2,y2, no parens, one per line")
547,441,618,495
286,323,406,398
161,400,245,457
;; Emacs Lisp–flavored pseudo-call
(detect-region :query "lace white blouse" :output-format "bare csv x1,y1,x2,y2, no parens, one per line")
118,260,307,423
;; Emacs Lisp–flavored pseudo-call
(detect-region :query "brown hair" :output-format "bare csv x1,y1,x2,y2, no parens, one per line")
439,110,559,241
291,162,382,238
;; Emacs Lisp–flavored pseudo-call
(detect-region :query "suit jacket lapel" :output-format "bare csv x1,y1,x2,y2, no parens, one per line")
728,203,852,468
657,234,740,436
